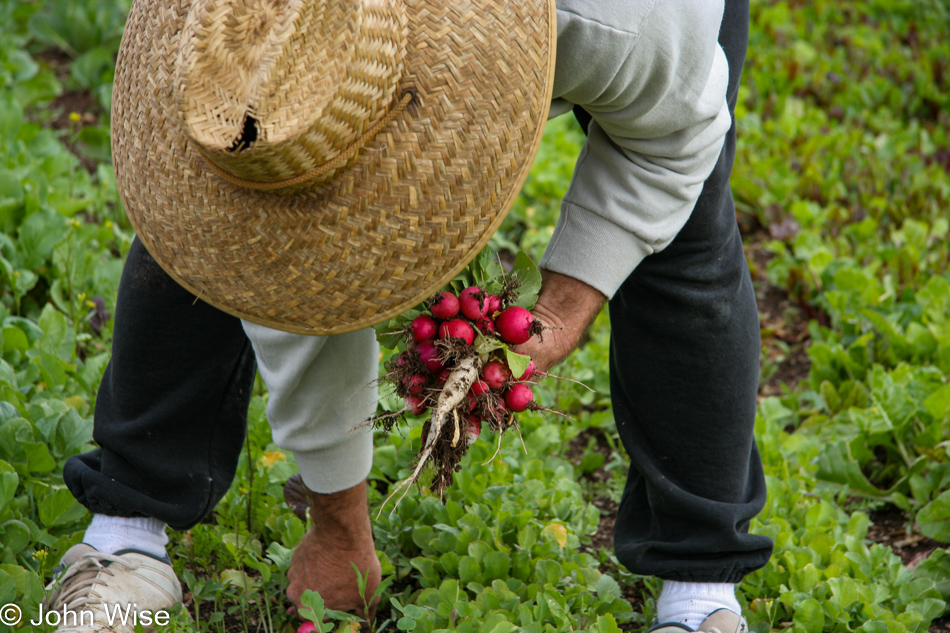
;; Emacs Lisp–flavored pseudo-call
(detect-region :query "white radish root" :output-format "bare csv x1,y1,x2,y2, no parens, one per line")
450,410,460,448
378,355,481,516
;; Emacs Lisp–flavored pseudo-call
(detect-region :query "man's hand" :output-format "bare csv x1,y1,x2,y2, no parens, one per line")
287,479,381,621
512,270,606,372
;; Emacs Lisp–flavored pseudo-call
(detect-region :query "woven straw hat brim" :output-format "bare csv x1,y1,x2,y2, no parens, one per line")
112,0,556,335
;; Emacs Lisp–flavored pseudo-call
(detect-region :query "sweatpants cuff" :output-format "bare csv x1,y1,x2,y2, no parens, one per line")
292,426,374,494
658,564,758,585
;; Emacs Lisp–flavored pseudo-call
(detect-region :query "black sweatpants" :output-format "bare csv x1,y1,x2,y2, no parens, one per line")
64,0,772,583
64,238,258,529
597,0,772,583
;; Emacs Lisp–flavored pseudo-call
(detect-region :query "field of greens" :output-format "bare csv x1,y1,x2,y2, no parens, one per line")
0,0,948,632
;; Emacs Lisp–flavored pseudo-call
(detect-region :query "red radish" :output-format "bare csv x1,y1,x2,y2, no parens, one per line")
475,317,496,337
470,379,490,396
516,360,536,382
438,319,476,345
410,314,438,342
437,368,453,384
466,391,478,411
430,291,460,319
416,340,443,374
297,624,317,633
496,306,535,345
403,374,428,396
464,414,481,446
406,394,428,415
505,383,534,412
485,294,502,314
459,286,488,320
482,360,511,390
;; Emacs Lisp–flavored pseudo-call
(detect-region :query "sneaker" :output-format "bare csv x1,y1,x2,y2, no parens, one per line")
44,543,182,632
649,609,748,633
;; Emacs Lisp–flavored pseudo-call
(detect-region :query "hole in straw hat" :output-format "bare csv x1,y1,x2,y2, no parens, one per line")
229,114,259,152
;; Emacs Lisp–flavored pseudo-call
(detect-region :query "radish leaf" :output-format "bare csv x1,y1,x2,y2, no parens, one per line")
511,251,541,309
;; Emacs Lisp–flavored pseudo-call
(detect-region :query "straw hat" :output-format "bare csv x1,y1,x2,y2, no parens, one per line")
111,0,556,334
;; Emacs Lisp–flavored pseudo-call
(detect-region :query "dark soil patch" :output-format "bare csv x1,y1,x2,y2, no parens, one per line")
864,505,948,633
31,48,106,173
32,47,104,128
865,504,943,567
47,90,100,131
745,237,812,399
565,428,614,483
567,428,618,556
618,582,648,632
567,428,648,627
34,48,73,82
931,616,950,633
44,90,103,174
587,497,618,553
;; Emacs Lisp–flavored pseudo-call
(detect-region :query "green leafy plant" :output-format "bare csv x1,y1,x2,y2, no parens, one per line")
1,0,949,631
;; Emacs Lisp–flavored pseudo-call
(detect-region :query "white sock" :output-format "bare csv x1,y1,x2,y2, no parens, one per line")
656,581,740,630
82,514,169,560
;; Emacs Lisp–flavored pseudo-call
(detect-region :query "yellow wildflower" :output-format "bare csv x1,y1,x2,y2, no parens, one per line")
260,451,286,468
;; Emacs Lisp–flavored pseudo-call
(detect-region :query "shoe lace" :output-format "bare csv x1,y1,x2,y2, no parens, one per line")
46,551,142,612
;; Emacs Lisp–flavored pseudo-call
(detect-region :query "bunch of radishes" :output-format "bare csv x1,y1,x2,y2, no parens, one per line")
389,287,542,439
371,251,554,509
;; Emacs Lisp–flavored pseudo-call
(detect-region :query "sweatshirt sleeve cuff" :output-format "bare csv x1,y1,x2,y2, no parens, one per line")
539,200,655,299
292,424,374,495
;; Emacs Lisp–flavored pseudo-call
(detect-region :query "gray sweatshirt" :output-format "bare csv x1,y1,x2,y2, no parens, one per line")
541,0,731,298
